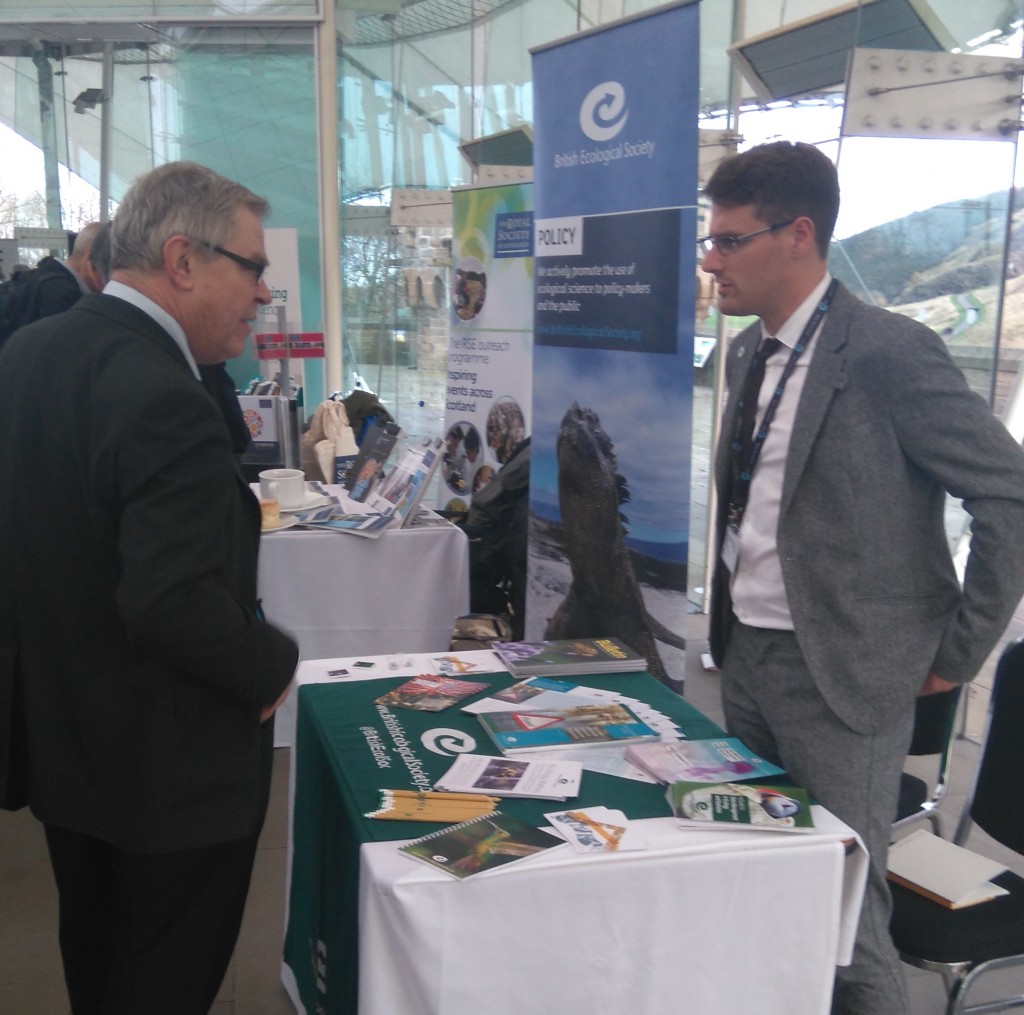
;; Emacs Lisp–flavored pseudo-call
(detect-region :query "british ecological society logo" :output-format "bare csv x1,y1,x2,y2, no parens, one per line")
579,81,629,141
554,80,655,171
421,728,477,756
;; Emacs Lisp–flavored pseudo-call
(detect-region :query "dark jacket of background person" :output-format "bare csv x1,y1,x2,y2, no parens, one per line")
0,224,106,353
466,437,530,638
17,255,83,319
0,292,297,849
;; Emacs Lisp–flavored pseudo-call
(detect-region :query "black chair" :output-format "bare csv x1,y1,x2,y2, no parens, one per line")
889,637,1024,1015
893,685,962,836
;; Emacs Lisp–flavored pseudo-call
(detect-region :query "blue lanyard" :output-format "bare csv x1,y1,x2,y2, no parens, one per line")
728,278,838,528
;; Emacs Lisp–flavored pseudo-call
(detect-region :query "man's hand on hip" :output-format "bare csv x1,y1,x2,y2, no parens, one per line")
919,672,959,696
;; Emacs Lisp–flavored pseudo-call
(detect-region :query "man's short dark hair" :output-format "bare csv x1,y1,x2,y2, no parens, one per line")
704,141,839,259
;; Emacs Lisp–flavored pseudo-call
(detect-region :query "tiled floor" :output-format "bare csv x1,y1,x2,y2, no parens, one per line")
4,607,1023,1013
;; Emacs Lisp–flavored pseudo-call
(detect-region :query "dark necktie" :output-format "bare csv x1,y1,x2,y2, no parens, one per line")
735,337,781,464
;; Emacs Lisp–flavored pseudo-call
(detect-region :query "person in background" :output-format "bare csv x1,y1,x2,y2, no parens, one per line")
703,140,1024,1015
0,223,106,352
0,161,298,1015
36,221,106,317
67,221,108,296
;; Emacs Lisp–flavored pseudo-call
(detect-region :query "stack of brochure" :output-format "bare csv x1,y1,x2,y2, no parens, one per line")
493,638,646,677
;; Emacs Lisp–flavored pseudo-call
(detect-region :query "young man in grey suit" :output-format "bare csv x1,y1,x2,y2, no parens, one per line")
703,141,1024,1014
0,162,298,1014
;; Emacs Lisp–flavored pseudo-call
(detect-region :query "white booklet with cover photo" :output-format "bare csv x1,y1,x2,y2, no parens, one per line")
433,754,583,801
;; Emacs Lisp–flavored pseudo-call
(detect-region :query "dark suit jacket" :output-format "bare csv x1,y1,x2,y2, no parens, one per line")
710,282,1024,734
0,292,297,851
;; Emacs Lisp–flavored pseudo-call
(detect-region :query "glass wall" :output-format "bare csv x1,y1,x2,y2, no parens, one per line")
332,0,659,428
0,19,321,393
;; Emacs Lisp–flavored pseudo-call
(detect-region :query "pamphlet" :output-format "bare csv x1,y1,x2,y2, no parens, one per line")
462,676,623,715
625,738,785,784
374,674,491,712
433,754,582,801
345,420,401,499
399,812,563,879
543,807,646,853
666,781,815,832
432,654,496,676
477,702,659,755
292,505,393,538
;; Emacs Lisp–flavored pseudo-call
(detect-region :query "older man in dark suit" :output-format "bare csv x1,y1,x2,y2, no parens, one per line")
704,142,1024,1014
0,162,298,1014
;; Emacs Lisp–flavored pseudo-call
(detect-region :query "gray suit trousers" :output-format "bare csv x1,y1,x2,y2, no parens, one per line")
721,623,914,1015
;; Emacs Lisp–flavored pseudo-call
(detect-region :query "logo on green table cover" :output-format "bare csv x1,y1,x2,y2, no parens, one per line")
421,728,478,756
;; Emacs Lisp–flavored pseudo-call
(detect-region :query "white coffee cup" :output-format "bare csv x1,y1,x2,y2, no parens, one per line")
259,468,306,511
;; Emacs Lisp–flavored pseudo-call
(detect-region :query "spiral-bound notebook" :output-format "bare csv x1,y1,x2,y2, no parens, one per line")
398,811,563,879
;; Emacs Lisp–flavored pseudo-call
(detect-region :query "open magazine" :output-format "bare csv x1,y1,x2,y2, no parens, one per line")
365,436,444,527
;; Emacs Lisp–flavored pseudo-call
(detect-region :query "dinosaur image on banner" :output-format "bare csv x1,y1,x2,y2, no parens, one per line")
541,402,688,688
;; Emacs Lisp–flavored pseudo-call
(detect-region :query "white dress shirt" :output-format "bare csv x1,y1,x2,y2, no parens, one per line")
103,280,201,380
730,273,832,630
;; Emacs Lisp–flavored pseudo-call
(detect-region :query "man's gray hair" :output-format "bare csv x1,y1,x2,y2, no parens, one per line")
110,161,269,273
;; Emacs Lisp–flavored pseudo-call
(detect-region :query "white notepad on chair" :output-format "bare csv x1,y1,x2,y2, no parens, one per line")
887,827,1009,910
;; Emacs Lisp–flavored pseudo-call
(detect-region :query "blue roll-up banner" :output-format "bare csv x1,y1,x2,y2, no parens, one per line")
528,1,698,691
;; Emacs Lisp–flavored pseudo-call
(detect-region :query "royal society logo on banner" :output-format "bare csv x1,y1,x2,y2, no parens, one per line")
555,80,655,171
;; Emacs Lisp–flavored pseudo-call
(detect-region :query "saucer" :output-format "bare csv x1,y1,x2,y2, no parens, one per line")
281,492,331,514
262,515,300,533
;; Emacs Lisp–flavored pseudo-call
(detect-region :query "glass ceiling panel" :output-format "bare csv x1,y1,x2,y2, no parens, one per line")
0,0,317,18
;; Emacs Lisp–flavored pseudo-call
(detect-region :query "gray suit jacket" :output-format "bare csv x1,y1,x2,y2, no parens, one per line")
710,281,1024,733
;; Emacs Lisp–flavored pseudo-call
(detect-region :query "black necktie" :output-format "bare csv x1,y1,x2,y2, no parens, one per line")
736,337,780,464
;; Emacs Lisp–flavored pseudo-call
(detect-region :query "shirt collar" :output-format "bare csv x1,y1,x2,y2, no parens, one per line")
102,280,201,380
762,272,833,351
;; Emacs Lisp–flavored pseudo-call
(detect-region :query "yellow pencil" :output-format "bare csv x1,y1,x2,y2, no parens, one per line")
387,789,501,804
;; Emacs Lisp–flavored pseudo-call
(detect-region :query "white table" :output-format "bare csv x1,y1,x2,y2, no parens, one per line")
280,654,868,1015
258,522,469,746
356,810,864,1015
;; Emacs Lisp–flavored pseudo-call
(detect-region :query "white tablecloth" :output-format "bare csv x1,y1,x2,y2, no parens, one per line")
258,523,469,746
356,811,865,1015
